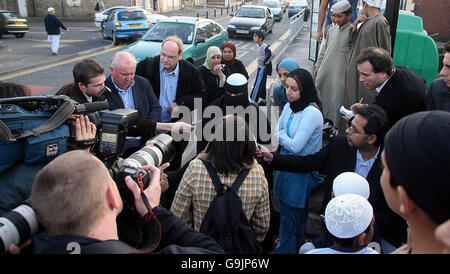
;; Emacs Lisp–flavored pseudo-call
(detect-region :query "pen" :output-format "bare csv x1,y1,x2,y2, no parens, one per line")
358,97,364,106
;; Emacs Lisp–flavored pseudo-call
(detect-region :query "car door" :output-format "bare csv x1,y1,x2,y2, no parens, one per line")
265,8,274,32
204,22,223,49
193,22,211,67
104,11,116,38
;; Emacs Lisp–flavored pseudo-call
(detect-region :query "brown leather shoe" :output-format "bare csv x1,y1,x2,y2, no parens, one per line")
52,52,59,55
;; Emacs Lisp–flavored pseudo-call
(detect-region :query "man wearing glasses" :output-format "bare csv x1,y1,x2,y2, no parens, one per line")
135,36,207,205
136,36,206,123
257,104,407,253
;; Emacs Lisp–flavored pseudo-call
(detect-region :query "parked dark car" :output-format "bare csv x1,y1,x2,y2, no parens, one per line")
227,5,274,38
0,10,28,38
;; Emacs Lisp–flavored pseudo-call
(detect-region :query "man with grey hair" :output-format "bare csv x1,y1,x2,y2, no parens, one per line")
103,51,162,153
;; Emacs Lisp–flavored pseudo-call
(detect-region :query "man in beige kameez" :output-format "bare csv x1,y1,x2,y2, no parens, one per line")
346,0,391,107
315,1,353,133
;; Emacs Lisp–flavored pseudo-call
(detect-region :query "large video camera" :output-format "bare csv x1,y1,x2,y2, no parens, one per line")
0,95,177,252
0,95,109,171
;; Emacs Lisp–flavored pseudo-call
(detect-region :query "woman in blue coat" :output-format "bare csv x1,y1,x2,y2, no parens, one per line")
274,68,324,254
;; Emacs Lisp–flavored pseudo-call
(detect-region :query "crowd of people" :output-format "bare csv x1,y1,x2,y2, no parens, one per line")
0,0,449,255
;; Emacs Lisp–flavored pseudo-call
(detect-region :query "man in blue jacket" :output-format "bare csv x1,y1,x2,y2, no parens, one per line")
44,7,69,55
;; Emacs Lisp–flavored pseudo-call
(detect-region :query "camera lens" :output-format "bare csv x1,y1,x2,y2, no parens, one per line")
123,134,175,168
0,200,39,253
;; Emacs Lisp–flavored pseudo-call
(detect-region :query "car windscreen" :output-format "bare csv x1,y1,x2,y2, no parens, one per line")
1,12,19,19
118,10,146,21
142,22,195,44
262,1,280,8
235,7,265,18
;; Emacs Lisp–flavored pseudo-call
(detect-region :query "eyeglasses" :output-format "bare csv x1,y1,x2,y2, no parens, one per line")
160,52,178,61
346,116,367,135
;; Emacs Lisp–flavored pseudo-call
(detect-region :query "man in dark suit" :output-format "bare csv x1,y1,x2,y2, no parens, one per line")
258,104,406,253
102,51,162,152
56,59,106,104
135,35,206,122
104,51,161,121
355,47,427,128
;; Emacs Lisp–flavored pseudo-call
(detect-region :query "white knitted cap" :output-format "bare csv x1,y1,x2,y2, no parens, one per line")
333,172,370,199
325,194,373,239
226,73,248,86
331,0,351,14
364,0,383,8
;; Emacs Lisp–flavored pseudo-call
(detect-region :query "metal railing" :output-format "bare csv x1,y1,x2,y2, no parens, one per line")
289,9,306,44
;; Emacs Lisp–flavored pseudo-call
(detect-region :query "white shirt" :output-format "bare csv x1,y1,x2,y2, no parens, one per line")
376,67,396,93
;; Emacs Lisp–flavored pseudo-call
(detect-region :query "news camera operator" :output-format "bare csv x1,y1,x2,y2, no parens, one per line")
30,150,224,254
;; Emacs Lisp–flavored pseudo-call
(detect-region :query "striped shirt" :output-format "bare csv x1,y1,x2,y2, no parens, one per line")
170,158,271,243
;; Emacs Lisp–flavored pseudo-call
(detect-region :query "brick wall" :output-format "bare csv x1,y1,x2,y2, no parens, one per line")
413,0,450,40
2,0,134,17
32,0,130,17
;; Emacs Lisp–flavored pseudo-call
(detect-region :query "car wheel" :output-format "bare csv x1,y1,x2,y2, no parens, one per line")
14,33,25,38
113,32,119,45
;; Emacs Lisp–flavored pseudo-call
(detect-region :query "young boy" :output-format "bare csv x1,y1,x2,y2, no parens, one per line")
305,193,379,254
251,30,272,105
314,0,353,133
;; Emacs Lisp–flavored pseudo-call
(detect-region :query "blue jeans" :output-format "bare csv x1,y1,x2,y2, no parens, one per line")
275,200,307,254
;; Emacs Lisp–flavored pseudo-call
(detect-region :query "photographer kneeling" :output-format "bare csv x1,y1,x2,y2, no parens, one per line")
30,150,224,254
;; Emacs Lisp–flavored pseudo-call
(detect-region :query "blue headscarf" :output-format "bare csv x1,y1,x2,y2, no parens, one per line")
274,59,300,107
277,58,300,73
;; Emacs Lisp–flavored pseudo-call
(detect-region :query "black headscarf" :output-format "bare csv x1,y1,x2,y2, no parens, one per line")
287,68,322,113
384,110,450,225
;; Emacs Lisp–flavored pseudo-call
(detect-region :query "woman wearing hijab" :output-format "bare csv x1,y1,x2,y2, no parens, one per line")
273,59,300,110
199,46,231,106
273,68,324,254
221,42,249,79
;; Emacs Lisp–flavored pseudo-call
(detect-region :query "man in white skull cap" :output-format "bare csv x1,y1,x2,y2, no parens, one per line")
305,194,378,254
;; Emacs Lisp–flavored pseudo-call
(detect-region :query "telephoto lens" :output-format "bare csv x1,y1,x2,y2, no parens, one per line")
0,199,39,253
123,133,176,169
